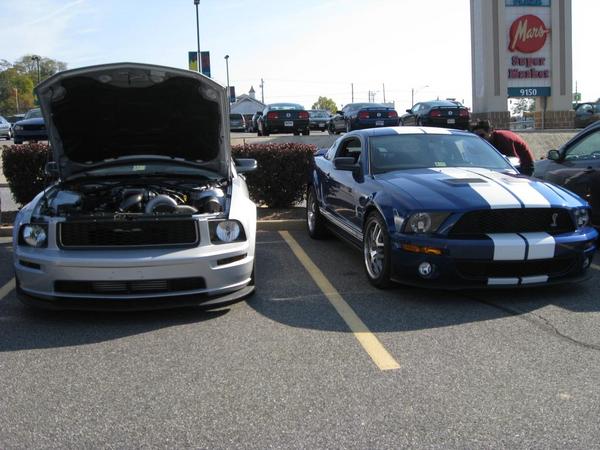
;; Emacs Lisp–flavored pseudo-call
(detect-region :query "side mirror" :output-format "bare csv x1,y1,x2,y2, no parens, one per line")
333,157,360,172
45,161,59,178
336,111,344,115
547,149,561,161
406,109,412,114
235,158,257,173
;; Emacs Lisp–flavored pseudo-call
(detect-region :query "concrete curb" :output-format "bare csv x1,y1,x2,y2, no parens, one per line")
0,219,307,238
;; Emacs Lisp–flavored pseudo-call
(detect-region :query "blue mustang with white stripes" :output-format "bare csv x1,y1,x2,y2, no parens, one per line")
306,127,598,289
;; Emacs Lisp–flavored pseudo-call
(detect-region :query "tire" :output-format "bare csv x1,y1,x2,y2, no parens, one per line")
328,124,334,135
293,131,300,136
262,127,270,137
306,187,329,239
302,128,310,136
363,212,392,288
417,118,424,126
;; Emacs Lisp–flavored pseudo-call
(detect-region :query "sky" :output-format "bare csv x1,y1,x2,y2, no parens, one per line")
1,0,597,110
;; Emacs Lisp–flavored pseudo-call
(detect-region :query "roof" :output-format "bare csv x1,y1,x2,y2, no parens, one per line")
349,126,472,138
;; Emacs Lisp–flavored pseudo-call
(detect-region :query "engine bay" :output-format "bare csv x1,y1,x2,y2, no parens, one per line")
41,178,227,218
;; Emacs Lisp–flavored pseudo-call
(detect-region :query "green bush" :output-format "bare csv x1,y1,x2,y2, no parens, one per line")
1,142,316,209
1,143,51,206
233,143,316,208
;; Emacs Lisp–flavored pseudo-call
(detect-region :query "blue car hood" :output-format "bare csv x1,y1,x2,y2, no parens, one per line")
377,166,585,211
14,117,45,126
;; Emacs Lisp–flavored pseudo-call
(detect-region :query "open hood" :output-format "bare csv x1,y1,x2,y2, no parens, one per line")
35,63,231,179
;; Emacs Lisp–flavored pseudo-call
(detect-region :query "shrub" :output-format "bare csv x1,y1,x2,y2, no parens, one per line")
0,142,316,209
233,143,316,208
1,143,52,206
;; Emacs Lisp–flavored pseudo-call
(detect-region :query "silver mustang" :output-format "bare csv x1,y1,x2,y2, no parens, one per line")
12,63,257,310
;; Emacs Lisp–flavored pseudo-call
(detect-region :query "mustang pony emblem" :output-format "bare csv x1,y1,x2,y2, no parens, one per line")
550,212,559,227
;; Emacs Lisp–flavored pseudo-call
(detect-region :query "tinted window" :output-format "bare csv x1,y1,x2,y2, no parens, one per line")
25,109,42,119
229,114,243,120
269,103,304,110
565,130,600,161
369,134,512,173
309,111,329,118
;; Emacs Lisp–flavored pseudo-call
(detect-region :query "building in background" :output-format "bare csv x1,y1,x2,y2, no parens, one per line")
230,86,265,124
471,0,573,129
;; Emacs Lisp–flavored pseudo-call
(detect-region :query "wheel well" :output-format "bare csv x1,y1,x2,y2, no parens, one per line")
362,205,379,229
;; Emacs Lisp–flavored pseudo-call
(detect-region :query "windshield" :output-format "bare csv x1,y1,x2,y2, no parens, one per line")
229,114,243,120
77,162,221,179
309,111,329,118
369,134,513,174
269,103,304,110
25,109,42,119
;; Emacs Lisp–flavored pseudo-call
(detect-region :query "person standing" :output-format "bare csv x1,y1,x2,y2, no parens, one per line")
471,120,535,176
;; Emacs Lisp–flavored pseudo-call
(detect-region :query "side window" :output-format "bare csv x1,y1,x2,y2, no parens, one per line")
336,138,362,163
577,104,593,116
412,104,421,114
565,130,600,161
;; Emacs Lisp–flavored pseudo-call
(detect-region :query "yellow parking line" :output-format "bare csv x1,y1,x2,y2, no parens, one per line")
0,278,16,300
279,231,400,371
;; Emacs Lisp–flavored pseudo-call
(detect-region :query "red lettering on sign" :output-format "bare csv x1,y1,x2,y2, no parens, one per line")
508,15,550,53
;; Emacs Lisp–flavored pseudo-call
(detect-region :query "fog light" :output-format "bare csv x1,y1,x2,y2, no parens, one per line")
418,262,433,277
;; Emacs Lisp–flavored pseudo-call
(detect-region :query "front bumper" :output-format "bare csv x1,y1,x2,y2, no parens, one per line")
14,239,254,310
389,229,598,289
13,130,48,141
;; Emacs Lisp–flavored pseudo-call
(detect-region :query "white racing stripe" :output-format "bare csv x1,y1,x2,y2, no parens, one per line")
520,232,556,260
488,277,520,285
473,169,551,208
433,167,521,209
487,233,526,260
521,275,549,284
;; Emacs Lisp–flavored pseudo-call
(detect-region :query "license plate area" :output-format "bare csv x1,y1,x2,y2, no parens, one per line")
284,121,294,127
447,118,456,124
376,120,384,126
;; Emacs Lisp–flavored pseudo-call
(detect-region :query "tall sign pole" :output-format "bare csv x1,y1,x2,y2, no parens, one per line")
194,0,202,74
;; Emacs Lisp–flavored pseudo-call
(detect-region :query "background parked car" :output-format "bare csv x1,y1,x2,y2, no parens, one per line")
308,110,331,131
0,115,12,140
229,113,246,132
401,100,470,130
257,103,310,136
534,121,600,227
12,108,47,144
574,102,600,128
328,103,399,134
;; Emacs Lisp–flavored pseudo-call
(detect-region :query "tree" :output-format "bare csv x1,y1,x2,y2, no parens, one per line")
510,98,535,116
0,55,67,115
311,96,338,114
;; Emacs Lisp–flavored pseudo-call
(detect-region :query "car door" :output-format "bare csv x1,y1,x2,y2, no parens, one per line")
402,104,420,125
539,128,600,222
326,136,366,234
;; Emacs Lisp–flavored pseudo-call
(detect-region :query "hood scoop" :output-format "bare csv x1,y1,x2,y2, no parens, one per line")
443,178,487,186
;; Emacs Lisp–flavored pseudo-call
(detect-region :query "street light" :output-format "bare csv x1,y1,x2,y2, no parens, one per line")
31,55,41,84
411,84,429,107
224,55,230,103
193,0,202,74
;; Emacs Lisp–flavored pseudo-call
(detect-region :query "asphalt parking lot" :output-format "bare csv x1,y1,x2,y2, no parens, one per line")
2,228,600,448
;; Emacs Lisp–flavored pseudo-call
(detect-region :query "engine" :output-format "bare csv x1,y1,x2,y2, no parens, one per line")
45,180,226,218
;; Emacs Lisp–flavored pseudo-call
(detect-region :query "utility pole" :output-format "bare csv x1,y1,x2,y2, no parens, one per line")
260,78,264,103
382,83,386,103
351,83,354,103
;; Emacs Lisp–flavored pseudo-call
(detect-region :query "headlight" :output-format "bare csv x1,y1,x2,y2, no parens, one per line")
14,125,23,131
20,224,48,248
403,212,449,234
210,220,246,244
574,208,590,228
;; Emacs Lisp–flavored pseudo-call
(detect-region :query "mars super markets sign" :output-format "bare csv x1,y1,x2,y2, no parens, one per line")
505,1,551,97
